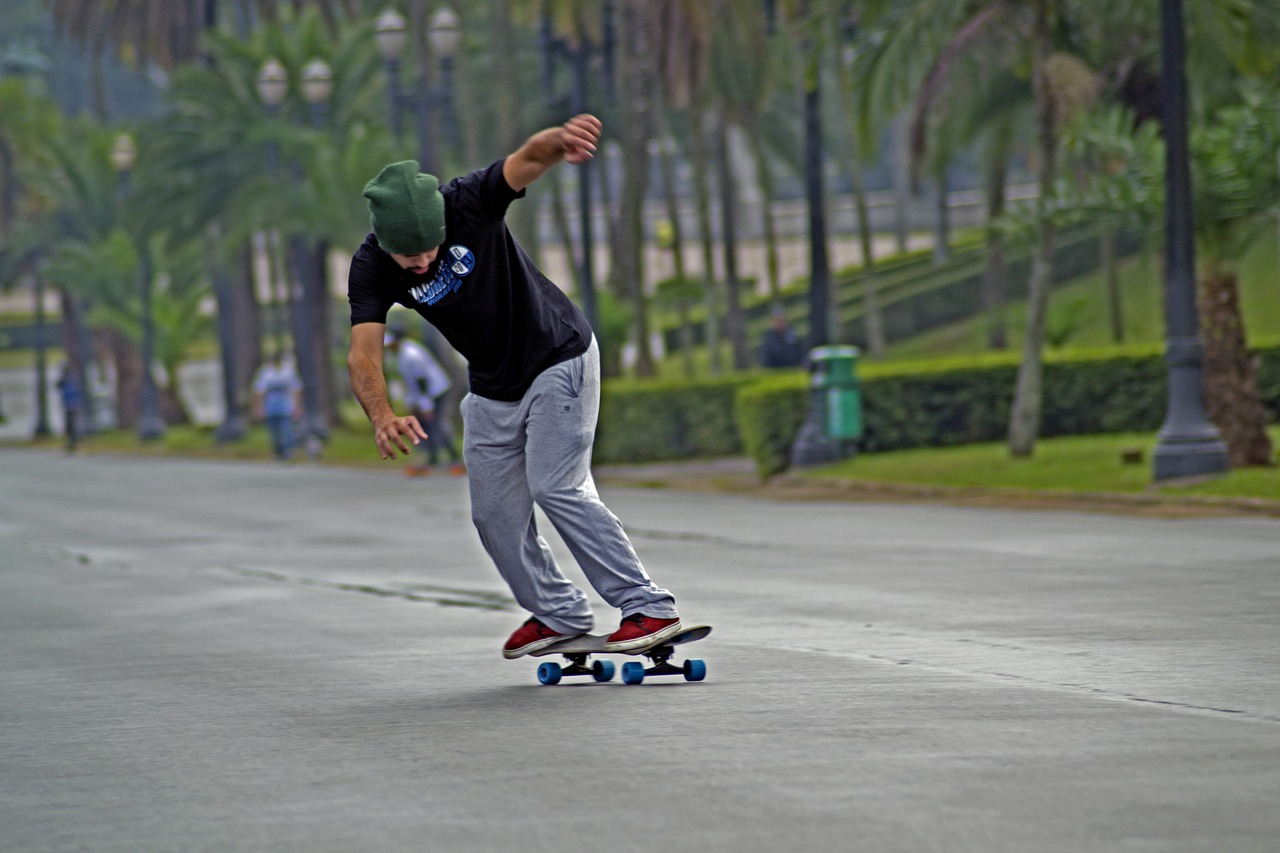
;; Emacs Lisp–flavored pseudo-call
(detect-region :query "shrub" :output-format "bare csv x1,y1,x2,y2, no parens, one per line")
734,373,810,478
599,343,1280,479
729,343,1278,479
595,375,756,464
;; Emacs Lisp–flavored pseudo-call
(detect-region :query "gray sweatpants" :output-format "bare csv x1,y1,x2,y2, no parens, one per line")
460,337,678,635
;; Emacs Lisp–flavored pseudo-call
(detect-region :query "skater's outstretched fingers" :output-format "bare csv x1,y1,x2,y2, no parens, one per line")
373,415,427,460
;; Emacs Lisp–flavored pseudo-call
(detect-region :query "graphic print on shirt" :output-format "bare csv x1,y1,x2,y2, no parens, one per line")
409,245,476,306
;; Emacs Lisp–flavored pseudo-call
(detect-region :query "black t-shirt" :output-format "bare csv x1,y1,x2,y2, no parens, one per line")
348,158,592,402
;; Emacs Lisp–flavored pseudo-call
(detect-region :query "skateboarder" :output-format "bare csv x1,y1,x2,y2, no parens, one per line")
346,114,683,658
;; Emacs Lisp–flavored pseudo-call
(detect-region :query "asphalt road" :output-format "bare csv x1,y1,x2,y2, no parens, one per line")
2,449,1278,852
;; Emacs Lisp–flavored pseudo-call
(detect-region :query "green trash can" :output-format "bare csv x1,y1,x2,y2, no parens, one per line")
809,346,862,441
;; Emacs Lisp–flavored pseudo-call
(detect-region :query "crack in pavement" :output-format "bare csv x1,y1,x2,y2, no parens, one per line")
222,566,515,611
783,645,1280,725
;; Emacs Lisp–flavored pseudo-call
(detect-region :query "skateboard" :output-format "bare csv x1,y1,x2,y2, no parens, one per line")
527,624,712,686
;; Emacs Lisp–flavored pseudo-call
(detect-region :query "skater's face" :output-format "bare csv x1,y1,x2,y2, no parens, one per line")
390,246,440,276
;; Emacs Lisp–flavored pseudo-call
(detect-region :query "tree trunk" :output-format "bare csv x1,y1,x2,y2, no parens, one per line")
892,112,911,254
658,122,695,379
106,328,142,430
714,122,749,370
745,120,781,301
1102,232,1124,343
233,241,263,409
0,142,14,238
853,189,885,356
1008,3,1058,458
932,165,950,264
833,88,885,357
1199,268,1273,467
689,101,721,375
984,130,1010,350
615,0,656,377
158,383,190,425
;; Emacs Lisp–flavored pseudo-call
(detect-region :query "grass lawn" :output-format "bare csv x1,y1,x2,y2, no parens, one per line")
800,427,1280,503
884,237,1280,360
56,422,397,470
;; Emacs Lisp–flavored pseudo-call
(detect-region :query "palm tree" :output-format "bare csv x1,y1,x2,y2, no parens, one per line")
1059,89,1276,466
146,11,388,426
858,0,1125,456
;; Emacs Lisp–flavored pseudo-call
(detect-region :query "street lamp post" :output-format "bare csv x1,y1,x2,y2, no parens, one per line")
297,57,334,445
1151,0,1229,480
374,7,409,138
111,132,165,441
422,6,462,167
375,6,461,175
256,57,288,354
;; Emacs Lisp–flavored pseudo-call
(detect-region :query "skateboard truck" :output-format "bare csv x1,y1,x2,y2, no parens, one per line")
536,653,615,686
620,643,707,685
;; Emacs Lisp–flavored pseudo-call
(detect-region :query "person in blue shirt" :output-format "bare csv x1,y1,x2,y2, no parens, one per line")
252,353,302,461
56,363,83,454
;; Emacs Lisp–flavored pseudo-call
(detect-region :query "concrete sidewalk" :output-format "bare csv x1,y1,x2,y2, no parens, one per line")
2,449,1277,852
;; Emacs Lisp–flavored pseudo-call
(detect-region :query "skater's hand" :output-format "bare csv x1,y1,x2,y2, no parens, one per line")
560,114,601,165
372,415,428,460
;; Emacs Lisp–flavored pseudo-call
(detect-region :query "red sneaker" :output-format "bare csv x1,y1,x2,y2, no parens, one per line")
502,617,576,659
603,614,683,653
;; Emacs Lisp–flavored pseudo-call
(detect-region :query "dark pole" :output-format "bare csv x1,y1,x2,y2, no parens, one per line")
791,9,843,468
803,65,831,348
384,58,404,138
439,56,457,150
1152,0,1228,480
414,66,436,173
309,97,334,440
260,99,288,356
32,256,51,438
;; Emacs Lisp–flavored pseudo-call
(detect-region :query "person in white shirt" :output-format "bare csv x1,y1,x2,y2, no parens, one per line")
384,326,463,476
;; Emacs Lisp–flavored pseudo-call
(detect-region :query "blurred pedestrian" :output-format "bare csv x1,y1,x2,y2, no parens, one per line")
252,353,302,461
759,308,806,368
346,114,684,659
384,324,463,476
56,363,82,454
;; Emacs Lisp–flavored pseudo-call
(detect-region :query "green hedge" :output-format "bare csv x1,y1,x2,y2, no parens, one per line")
734,374,811,478
599,344,1280,477
730,344,1280,477
595,375,757,464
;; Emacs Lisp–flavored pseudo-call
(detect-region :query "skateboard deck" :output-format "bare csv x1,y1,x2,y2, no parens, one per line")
526,624,712,686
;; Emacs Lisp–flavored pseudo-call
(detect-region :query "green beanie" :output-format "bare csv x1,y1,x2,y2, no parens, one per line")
362,160,446,255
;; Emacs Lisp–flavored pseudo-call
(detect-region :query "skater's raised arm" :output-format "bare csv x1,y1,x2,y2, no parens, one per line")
502,114,601,192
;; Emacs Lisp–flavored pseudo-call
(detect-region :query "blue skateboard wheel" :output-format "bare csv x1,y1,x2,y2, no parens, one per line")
593,660,616,682
683,659,707,682
621,661,646,685
537,662,563,685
